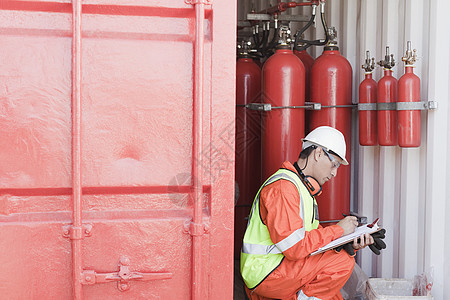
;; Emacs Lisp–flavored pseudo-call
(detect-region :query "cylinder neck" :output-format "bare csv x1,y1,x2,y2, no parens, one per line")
323,49,340,55
404,66,414,73
276,44,291,50
365,73,373,79
324,45,339,51
276,48,292,53
383,69,393,76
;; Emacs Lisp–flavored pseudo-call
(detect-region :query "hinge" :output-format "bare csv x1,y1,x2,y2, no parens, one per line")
81,257,172,292
62,224,93,239
184,219,210,236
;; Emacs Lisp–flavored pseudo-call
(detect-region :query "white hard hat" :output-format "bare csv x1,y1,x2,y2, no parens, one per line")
301,126,349,165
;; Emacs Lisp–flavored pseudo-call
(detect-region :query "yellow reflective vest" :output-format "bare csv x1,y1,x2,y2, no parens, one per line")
240,168,320,289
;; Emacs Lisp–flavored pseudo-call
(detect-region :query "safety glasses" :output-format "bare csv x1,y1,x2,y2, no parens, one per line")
322,148,341,169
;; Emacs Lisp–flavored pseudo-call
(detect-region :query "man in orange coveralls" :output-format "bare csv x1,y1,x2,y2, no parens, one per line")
241,126,374,300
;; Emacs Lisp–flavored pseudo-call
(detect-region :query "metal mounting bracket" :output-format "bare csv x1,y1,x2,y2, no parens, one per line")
62,224,93,239
245,103,272,111
81,256,172,292
305,102,322,110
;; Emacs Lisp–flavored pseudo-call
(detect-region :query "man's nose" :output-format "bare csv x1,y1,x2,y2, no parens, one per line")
331,168,337,177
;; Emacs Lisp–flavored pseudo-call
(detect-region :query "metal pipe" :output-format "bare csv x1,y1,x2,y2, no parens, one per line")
294,1,320,7
259,1,318,15
192,1,205,299
71,0,83,299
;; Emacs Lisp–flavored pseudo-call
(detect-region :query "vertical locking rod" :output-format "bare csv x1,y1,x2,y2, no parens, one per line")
71,0,83,299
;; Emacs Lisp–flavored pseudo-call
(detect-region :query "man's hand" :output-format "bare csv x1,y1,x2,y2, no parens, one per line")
337,216,358,236
352,233,374,250
335,233,374,256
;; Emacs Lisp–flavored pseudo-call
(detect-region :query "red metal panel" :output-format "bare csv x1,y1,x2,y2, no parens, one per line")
0,1,235,299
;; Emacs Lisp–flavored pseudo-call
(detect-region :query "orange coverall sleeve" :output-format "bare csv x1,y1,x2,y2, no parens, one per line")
260,179,344,261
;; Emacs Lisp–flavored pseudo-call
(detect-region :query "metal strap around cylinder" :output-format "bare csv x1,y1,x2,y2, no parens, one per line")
396,101,426,110
243,103,358,111
358,103,377,111
271,105,315,109
270,105,355,109
375,101,437,111
320,104,356,108
377,102,397,110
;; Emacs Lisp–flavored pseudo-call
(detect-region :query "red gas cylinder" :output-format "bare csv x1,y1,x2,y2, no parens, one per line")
359,51,377,146
309,43,352,224
235,55,262,258
294,49,314,101
377,47,398,146
398,42,421,147
294,49,315,135
262,45,305,179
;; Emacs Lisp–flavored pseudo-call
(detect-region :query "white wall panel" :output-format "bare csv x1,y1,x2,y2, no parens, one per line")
398,0,426,282
357,0,379,278
236,0,450,298
424,1,450,298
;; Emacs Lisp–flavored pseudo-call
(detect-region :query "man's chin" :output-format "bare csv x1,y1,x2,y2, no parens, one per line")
321,178,329,185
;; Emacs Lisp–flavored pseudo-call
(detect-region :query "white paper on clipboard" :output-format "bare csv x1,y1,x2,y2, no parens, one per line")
310,220,381,256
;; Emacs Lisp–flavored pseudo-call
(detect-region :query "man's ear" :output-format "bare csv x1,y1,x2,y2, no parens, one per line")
313,147,322,162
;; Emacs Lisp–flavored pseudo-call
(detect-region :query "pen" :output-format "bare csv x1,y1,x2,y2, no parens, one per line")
367,218,379,228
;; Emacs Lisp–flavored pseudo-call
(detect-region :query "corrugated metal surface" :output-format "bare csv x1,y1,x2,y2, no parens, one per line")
0,1,236,299
237,1,450,299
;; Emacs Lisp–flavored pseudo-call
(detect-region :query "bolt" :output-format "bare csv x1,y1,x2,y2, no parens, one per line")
120,257,130,266
85,276,92,282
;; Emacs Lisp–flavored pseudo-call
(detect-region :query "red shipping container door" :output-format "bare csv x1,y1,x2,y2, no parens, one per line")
0,1,236,299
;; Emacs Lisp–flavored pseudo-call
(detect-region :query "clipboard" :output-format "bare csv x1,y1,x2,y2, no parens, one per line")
310,218,382,256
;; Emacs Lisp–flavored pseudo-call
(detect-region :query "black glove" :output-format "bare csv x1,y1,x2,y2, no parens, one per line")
369,228,386,255
334,241,355,256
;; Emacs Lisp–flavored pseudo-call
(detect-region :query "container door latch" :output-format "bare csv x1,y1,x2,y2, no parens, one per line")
81,257,172,292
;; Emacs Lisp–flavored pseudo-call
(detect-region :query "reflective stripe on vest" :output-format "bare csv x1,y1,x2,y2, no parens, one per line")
242,227,306,254
240,168,319,289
